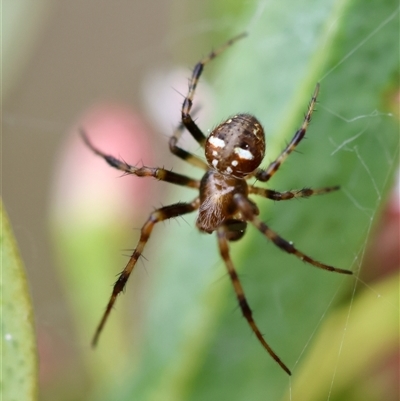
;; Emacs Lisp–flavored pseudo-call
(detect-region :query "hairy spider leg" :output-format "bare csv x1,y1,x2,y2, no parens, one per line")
233,193,352,275
80,130,203,344
253,216,353,274
81,130,200,189
92,198,200,346
169,119,209,170
255,83,320,182
217,227,292,375
249,185,340,200
181,32,247,148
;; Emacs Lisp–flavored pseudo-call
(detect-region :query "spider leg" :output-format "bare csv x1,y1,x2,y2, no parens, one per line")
233,193,352,275
249,185,340,200
92,198,200,346
255,83,320,182
81,130,200,189
253,216,352,274
169,120,209,170
181,32,247,148
217,226,291,375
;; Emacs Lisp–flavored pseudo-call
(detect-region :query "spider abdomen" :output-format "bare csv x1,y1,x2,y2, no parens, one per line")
205,113,265,178
196,170,249,233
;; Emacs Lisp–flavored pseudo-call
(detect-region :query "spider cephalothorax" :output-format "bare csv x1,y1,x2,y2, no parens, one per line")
82,33,352,375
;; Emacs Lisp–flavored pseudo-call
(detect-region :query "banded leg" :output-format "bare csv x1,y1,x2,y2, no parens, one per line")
81,130,200,189
169,120,209,170
253,215,352,274
249,185,340,200
182,32,247,147
233,193,352,274
92,198,200,346
217,226,291,375
255,83,320,182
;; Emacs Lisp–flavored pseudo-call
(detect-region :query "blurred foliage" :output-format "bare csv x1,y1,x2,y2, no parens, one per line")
283,270,399,401
3,0,51,98
1,200,38,401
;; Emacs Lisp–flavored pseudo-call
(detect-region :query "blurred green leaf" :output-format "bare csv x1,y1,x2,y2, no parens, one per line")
1,199,38,401
282,270,399,401
52,225,137,385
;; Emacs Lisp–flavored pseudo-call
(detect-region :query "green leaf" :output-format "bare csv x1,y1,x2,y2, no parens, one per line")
1,199,38,401
282,271,399,401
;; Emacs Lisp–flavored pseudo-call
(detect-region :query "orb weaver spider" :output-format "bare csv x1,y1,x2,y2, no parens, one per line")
81,33,352,375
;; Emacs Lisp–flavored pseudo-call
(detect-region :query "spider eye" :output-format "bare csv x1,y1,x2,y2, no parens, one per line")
239,141,249,150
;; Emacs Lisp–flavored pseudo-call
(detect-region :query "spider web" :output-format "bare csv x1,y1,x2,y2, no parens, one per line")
291,9,398,401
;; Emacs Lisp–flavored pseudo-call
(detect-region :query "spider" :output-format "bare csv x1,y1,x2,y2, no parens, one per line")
81,32,353,375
